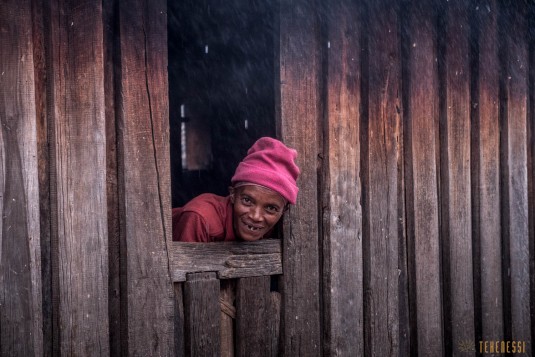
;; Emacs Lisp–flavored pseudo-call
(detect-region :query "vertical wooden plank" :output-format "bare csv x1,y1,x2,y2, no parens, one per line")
46,0,109,353
184,272,221,357
278,0,322,355
42,0,61,353
220,279,236,357
103,0,121,355
501,1,531,348
174,283,185,357
322,0,362,356
31,0,52,355
404,0,443,355
474,0,503,343
442,0,475,353
117,0,174,354
364,0,403,355
269,290,281,356
0,0,43,355
529,2,535,350
236,276,272,357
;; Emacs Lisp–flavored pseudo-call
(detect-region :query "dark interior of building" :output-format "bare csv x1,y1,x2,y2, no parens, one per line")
168,0,277,207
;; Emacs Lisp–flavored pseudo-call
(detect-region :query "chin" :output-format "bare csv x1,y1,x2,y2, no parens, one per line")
238,231,263,241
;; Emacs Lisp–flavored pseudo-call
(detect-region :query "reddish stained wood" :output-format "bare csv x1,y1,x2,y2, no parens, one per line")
442,0,474,351
474,0,503,342
322,0,363,355
46,0,109,354
117,0,174,354
278,0,322,355
501,2,531,347
0,0,43,355
405,0,443,355
364,0,403,355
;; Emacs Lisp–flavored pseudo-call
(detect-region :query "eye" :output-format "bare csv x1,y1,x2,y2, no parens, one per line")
265,205,279,214
241,196,252,205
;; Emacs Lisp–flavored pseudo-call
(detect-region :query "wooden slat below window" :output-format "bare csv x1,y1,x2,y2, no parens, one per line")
168,239,282,282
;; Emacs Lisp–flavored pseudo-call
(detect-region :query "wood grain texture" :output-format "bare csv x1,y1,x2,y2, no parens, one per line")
529,2,535,352
31,0,51,354
364,0,403,355
174,283,185,357
103,0,121,355
269,291,282,356
220,279,236,357
474,0,503,342
46,0,109,354
278,0,322,355
236,276,273,357
442,0,475,352
322,0,363,355
501,1,531,348
116,0,175,354
169,240,282,282
0,0,43,355
184,272,221,357
405,0,444,355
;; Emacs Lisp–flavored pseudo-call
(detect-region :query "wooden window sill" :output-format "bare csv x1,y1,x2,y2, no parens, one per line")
168,239,282,282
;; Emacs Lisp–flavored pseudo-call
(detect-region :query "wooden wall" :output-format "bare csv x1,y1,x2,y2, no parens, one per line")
1,0,534,355
2,0,174,355
279,0,534,355
320,0,532,355
0,0,42,355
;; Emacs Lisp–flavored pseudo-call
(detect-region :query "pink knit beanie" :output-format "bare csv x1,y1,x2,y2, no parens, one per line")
231,137,300,204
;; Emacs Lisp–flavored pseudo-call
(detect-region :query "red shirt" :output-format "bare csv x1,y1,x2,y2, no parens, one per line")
172,193,237,242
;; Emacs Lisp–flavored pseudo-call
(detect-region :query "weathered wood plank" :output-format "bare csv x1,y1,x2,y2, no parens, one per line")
31,0,51,354
405,0,444,355
41,0,61,353
169,240,282,282
529,3,535,354
184,272,221,357
473,0,503,343
269,290,281,356
322,0,363,355
103,0,121,355
364,0,403,355
116,0,175,354
442,0,475,353
220,279,236,357
500,1,531,348
278,0,322,355
46,0,109,354
236,276,272,357
174,283,185,357
0,0,43,355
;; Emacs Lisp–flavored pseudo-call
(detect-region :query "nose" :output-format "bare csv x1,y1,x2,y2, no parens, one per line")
249,206,262,222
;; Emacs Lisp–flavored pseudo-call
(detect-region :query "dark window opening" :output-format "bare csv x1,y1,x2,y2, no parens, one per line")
168,0,277,207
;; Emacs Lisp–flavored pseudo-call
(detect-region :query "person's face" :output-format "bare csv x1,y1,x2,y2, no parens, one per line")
230,185,287,241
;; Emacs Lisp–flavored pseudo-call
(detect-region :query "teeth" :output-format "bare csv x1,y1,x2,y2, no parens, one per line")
247,224,259,231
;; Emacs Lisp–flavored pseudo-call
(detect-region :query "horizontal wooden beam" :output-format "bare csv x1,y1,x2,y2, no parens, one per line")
168,239,282,282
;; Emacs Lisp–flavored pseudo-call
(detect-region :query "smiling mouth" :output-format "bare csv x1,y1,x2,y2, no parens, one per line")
244,222,262,232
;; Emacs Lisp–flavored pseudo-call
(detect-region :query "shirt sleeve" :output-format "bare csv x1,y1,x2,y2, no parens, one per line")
172,210,211,242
